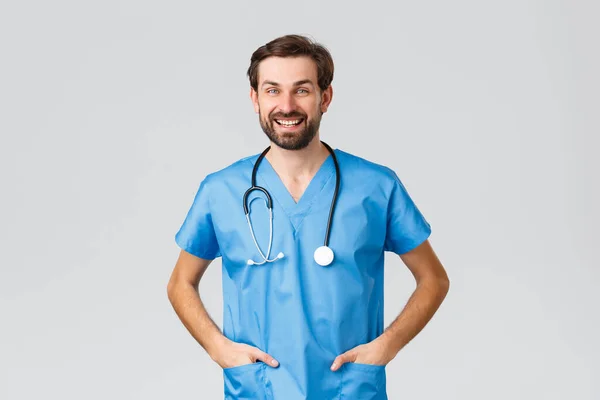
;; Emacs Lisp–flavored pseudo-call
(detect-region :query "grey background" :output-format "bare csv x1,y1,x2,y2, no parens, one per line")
1,1,598,399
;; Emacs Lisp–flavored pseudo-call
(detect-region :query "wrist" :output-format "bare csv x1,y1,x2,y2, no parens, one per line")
375,333,400,361
206,332,230,362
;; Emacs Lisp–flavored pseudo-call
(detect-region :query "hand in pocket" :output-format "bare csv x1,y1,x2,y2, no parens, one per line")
330,340,392,371
212,338,279,369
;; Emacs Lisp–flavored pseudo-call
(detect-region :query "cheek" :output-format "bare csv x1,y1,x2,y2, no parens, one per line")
305,98,322,113
259,110,274,124
304,103,321,119
258,100,278,116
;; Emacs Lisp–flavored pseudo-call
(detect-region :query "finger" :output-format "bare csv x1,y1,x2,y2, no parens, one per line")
253,350,279,367
330,351,355,371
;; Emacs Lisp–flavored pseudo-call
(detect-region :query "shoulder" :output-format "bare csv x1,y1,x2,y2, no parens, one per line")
200,152,260,190
335,148,399,187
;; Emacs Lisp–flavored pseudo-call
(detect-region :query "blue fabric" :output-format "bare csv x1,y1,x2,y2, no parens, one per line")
175,149,431,399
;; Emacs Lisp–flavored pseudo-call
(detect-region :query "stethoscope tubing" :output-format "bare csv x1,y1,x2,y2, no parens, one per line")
243,141,340,264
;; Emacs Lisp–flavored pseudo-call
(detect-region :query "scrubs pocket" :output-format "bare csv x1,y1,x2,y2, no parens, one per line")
340,362,387,399
223,361,272,400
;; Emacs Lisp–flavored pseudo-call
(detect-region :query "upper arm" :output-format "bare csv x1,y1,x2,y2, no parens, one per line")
381,170,447,285
174,177,221,260
170,176,221,291
399,239,449,286
384,170,431,255
168,249,214,289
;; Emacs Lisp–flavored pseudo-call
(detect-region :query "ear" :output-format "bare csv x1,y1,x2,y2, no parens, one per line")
250,87,259,113
320,85,333,113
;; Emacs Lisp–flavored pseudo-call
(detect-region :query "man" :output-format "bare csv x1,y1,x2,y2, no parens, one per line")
167,34,449,400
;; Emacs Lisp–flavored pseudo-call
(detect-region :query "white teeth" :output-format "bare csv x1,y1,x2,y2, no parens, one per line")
276,119,301,126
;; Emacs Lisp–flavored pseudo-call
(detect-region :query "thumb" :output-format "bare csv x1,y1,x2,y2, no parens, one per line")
252,349,279,368
331,351,356,371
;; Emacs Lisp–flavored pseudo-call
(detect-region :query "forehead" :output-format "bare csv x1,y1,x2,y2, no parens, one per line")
257,56,318,86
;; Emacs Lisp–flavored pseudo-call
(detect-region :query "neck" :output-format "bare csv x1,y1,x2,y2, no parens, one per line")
265,136,331,179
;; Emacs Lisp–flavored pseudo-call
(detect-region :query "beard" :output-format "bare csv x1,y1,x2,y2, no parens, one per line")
259,109,321,151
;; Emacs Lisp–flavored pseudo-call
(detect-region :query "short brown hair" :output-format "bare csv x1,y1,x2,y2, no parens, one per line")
247,34,334,93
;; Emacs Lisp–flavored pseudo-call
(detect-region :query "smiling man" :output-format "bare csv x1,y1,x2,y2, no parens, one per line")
255,58,323,152
167,34,450,399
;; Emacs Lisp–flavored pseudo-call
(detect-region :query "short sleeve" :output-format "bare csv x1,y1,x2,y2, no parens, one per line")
174,177,221,259
384,171,432,255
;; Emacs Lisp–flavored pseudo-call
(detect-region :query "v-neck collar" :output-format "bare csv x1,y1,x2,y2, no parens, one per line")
253,150,337,229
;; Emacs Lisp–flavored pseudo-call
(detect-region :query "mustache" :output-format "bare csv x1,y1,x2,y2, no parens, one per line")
271,112,306,119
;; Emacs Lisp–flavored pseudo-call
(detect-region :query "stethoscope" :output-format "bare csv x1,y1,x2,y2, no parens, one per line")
243,141,340,267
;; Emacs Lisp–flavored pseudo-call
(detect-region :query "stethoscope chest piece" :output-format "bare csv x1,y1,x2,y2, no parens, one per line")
314,245,334,266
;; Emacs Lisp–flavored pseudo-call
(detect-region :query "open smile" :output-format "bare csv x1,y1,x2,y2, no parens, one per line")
274,118,305,127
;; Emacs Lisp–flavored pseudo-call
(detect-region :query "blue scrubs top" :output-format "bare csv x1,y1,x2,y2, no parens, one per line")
175,148,431,400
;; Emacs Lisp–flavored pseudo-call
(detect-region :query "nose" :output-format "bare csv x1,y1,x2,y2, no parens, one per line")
278,92,297,114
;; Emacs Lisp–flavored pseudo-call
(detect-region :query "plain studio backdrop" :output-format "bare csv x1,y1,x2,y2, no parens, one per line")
0,1,598,399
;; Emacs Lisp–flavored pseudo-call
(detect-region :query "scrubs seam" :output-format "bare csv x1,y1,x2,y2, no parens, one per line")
293,153,336,215
383,168,432,255
174,234,214,260
337,365,345,399
260,362,274,400
254,157,293,213
253,160,289,222
293,166,336,234
257,151,336,228
205,177,222,259
174,177,221,259
226,305,235,342
395,225,432,255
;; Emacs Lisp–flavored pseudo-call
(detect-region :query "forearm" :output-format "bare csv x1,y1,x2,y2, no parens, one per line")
167,281,227,359
378,277,449,357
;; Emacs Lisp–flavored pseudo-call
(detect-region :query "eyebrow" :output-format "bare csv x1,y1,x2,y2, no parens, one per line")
261,79,315,88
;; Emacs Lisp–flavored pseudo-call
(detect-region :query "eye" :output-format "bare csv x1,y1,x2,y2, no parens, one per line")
297,88,309,94
267,88,279,94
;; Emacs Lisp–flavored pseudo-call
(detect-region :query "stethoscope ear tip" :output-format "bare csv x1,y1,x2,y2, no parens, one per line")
276,252,285,259
247,259,254,265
